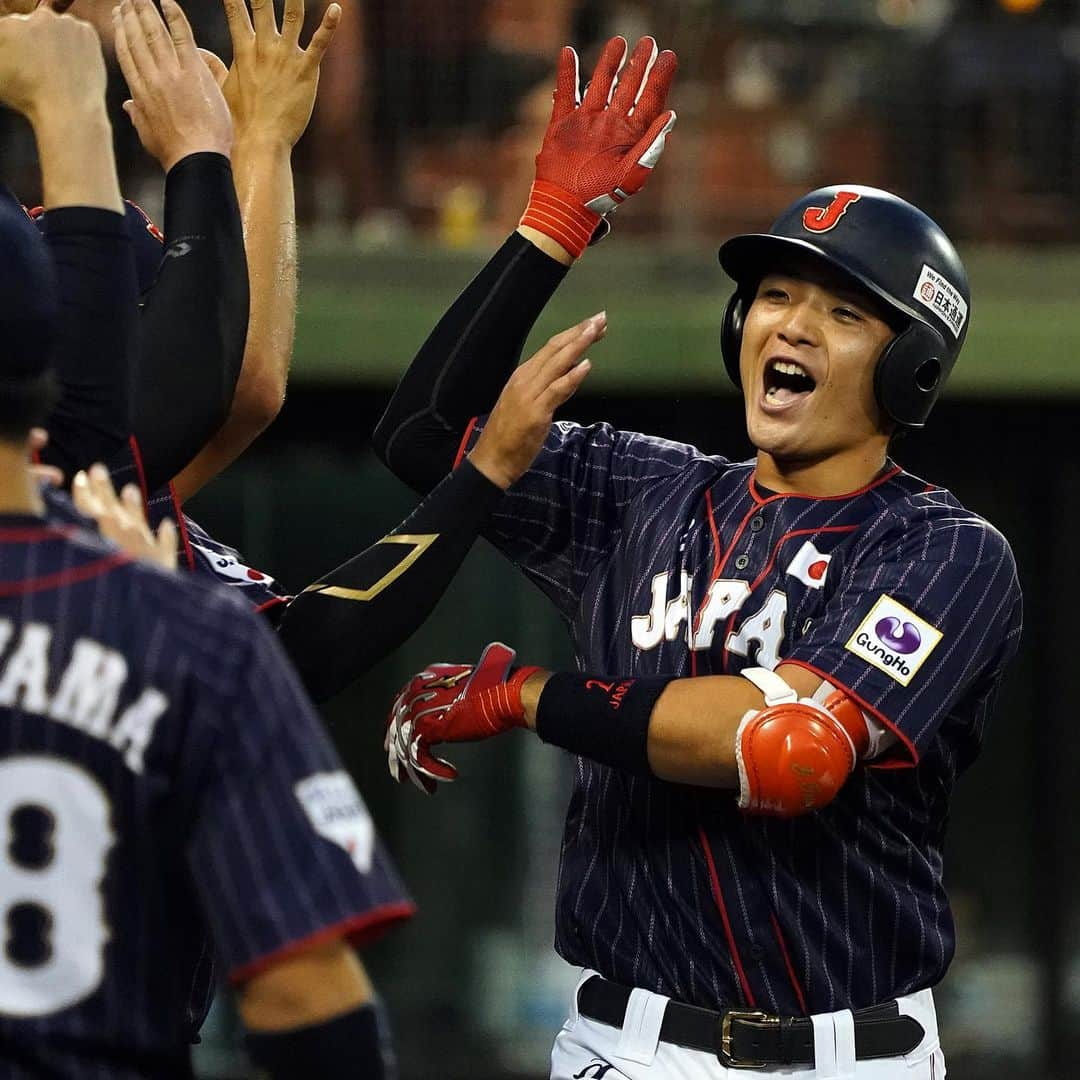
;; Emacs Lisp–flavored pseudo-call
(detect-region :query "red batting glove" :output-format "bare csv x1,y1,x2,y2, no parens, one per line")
520,35,678,259
385,643,541,794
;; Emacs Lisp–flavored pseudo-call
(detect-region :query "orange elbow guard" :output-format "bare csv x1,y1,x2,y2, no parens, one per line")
735,670,870,817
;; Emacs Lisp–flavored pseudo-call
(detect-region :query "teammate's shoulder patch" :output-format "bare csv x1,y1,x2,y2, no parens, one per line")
295,770,375,873
844,594,943,686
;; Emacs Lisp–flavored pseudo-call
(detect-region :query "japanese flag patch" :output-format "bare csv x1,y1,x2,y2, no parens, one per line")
844,595,943,686
295,771,375,872
786,540,832,589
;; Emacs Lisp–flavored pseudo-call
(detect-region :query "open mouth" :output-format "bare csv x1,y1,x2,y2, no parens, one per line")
763,358,816,407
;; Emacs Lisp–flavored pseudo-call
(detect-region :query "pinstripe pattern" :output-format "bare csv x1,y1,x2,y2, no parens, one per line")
463,418,1022,1016
0,504,412,1078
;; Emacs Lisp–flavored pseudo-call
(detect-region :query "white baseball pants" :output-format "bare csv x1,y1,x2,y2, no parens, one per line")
550,970,946,1080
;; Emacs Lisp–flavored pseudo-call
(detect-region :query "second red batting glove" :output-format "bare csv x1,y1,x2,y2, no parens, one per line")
385,642,541,794
520,35,678,259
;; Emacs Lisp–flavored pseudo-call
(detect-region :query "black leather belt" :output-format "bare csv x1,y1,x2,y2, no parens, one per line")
577,976,925,1069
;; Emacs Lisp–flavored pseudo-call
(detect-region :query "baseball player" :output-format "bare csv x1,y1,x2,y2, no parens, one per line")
376,37,1023,1078
0,196,411,1079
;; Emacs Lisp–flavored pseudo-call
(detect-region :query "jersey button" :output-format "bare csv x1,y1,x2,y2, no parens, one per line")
735,554,750,570
750,515,764,532
749,943,765,962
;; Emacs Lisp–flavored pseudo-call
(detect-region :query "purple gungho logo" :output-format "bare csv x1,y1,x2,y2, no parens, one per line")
874,616,921,655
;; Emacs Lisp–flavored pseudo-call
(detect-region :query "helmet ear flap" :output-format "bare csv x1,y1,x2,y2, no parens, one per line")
721,290,747,389
873,322,947,429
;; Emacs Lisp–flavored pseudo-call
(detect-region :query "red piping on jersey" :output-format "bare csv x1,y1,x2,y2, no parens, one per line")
769,912,808,1015
719,524,860,674
30,446,41,467
780,657,918,767
704,489,722,577
0,552,132,596
228,900,417,985
128,435,150,507
0,526,73,543
747,465,902,506
453,417,479,469
697,824,755,1007
167,482,196,572
254,596,289,616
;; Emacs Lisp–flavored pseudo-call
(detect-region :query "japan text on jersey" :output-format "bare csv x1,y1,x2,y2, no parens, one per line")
462,418,1022,1017
0,511,413,1078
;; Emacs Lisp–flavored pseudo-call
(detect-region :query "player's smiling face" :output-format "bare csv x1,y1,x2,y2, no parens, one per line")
739,260,896,473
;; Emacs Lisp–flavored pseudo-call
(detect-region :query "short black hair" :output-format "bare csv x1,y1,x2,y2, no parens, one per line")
0,371,59,443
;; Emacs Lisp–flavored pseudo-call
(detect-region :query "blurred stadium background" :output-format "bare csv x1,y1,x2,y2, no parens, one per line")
4,0,1079,1076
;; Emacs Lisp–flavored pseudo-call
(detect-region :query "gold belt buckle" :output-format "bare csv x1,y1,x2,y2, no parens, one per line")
719,1009,780,1069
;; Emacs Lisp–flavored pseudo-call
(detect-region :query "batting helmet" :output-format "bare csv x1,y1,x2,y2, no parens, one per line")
718,185,970,428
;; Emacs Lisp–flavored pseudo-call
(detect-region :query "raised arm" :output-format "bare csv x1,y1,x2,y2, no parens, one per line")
372,36,677,494
113,0,247,491
0,7,138,480
170,0,342,502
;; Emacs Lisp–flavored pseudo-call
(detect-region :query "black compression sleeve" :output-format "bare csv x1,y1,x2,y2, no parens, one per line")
371,231,568,492
134,152,247,490
245,1002,393,1080
39,207,138,480
277,458,505,702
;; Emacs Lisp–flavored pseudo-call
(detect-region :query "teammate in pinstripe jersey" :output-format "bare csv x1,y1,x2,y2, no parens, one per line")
378,37,1022,1078
0,128,409,1079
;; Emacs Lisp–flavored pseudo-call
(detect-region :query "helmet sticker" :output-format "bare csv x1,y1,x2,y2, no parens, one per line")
801,191,861,233
912,264,968,338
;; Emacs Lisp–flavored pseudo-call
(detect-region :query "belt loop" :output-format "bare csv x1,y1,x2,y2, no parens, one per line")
614,986,669,1065
810,1012,837,1079
833,1010,856,1078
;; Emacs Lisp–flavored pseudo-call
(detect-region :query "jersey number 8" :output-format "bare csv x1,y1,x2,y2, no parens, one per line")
0,756,114,1018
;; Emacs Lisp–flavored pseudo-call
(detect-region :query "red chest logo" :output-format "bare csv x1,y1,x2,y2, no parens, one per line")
802,191,861,233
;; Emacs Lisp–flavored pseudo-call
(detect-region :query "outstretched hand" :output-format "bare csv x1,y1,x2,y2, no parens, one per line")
468,312,606,491
213,0,341,147
519,36,677,260
113,0,233,172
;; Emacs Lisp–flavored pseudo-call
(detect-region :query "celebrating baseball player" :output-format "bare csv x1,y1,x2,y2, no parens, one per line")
376,36,1023,1079
0,184,410,1078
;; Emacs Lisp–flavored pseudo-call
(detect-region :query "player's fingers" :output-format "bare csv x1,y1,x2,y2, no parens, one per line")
133,0,178,69
28,427,48,452
160,0,198,62
630,48,677,128
155,519,179,570
581,36,627,111
528,312,604,371
120,482,151,525
623,110,676,195
302,2,340,69
71,471,100,517
610,36,657,116
198,47,230,87
548,45,580,124
541,358,592,412
114,7,150,93
526,312,606,390
280,0,303,46
87,463,121,510
220,0,254,53
249,0,278,40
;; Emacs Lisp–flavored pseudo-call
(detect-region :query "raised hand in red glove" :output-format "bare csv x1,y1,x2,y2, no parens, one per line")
520,36,678,260
385,643,541,794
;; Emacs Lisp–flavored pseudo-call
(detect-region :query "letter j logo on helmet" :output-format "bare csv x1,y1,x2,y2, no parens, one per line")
802,190,861,233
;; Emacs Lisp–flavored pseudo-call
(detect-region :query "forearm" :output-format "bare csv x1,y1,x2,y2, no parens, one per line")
525,663,822,787
39,207,138,478
372,231,570,492
134,153,248,491
31,103,123,213
277,459,504,702
172,137,296,501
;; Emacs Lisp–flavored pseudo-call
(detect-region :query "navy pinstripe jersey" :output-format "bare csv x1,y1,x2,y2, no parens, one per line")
458,418,1022,1016
0,509,413,1079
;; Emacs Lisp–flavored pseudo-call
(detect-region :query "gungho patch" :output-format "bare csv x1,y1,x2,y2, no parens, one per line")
844,595,943,687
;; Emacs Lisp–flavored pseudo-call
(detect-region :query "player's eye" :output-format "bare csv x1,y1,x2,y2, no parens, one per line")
833,306,863,322
761,287,789,302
